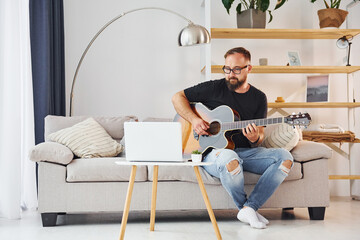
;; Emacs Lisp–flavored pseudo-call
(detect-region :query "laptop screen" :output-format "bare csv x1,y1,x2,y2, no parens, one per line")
124,122,184,162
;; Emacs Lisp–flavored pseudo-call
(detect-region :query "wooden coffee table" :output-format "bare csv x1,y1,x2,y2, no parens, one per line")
115,159,222,240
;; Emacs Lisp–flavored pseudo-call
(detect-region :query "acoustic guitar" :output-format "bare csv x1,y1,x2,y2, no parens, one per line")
174,103,311,154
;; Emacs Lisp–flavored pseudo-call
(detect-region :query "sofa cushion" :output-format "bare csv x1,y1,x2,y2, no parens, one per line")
66,158,147,182
260,123,300,151
142,117,172,122
45,115,138,141
291,140,332,162
29,142,74,165
148,165,221,185
147,161,302,185
48,118,123,158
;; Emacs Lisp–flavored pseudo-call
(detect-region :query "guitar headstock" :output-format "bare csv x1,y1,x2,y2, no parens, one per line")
284,112,311,127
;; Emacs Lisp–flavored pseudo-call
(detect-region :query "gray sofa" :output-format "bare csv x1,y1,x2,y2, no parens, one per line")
34,115,332,227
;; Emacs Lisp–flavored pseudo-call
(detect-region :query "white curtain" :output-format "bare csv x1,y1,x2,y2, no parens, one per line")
0,0,37,219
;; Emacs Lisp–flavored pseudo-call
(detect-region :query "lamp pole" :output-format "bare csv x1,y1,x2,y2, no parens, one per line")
346,42,352,66
69,7,210,116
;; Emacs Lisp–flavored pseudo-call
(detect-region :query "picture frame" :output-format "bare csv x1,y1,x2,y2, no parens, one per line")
288,51,301,66
306,75,329,102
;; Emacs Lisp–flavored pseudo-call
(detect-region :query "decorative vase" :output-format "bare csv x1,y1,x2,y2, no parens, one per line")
191,154,202,163
237,9,266,29
317,8,348,28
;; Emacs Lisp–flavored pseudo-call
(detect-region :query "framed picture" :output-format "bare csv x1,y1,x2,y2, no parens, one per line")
288,51,301,66
306,75,329,102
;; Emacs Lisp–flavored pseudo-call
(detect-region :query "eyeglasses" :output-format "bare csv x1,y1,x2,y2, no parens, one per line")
222,65,249,75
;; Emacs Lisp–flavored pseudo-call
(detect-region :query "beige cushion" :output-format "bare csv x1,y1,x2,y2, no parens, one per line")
66,158,147,182
44,115,138,141
291,140,332,162
48,118,123,158
147,162,302,185
261,123,299,151
29,142,74,165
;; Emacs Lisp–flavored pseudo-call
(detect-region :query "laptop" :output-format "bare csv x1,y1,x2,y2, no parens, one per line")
124,122,189,162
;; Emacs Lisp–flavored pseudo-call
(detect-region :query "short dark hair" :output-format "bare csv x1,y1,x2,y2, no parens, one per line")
224,47,251,62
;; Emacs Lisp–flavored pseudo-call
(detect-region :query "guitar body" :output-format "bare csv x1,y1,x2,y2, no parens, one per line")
174,103,239,154
174,103,311,155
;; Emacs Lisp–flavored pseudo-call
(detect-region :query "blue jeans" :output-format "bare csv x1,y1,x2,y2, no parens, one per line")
202,147,293,211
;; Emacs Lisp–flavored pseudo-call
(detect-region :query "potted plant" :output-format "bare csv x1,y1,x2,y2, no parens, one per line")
191,150,203,163
310,0,348,28
222,0,288,28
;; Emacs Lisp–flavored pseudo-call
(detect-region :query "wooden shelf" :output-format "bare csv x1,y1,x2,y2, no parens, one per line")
268,102,360,108
211,65,360,74
329,175,360,180
211,28,360,39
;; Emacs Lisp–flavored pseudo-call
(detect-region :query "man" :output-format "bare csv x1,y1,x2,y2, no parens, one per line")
172,47,293,229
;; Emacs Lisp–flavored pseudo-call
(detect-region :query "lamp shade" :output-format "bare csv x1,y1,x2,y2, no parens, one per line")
178,23,210,46
336,36,349,49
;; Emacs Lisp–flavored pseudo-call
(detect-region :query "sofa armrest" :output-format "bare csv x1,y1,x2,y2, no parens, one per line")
29,142,74,165
291,140,332,163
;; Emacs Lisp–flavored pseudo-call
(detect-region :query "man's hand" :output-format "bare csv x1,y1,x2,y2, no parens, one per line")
192,117,210,136
242,123,260,143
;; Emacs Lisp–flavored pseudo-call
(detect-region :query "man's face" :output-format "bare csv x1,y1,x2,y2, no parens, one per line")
224,53,251,91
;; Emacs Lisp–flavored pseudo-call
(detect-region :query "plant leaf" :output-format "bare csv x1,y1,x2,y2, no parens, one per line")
268,10,273,23
323,0,330,8
240,0,249,9
222,0,235,14
236,3,242,14
275,0,287,10
258,0,270,12
333,0,341,8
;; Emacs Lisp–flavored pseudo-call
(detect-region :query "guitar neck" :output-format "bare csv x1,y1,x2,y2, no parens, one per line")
222,117,284,131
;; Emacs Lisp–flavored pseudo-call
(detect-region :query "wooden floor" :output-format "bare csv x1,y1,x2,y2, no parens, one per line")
1,197,359,240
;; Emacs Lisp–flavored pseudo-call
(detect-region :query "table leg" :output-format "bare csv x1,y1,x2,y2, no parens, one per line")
150,165,159,231
119,165,137,240
193,166,222,240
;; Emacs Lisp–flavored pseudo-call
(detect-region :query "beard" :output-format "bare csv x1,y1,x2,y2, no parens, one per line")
225,77,245,91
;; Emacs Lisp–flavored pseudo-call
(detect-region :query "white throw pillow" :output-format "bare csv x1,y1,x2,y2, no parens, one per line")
260,123,300,151
48,117,123,158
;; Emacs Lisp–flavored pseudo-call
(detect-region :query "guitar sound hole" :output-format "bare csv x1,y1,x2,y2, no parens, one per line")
208,122,221,135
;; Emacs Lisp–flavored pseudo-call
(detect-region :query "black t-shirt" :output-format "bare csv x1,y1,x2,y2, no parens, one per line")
184,78,267,148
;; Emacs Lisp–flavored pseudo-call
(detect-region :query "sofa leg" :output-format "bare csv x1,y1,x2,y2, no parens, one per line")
282,208,294,211
308,207,326,220
41,213,58,227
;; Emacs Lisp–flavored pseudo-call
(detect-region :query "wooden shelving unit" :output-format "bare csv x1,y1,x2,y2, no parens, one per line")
211,65,360,74
268,102,360,108
208,28,360,184
211,28,360,39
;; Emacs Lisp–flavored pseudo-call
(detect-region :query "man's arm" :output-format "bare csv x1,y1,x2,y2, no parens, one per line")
172,91,209,136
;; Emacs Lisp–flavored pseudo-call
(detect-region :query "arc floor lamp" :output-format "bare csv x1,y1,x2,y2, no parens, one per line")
69,7,211,116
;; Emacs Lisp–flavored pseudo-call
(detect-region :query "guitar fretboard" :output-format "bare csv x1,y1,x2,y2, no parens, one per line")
221,117,284,131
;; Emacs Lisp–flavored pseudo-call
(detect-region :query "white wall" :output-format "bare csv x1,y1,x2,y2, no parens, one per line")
64,0,206,119
64,0,360,196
